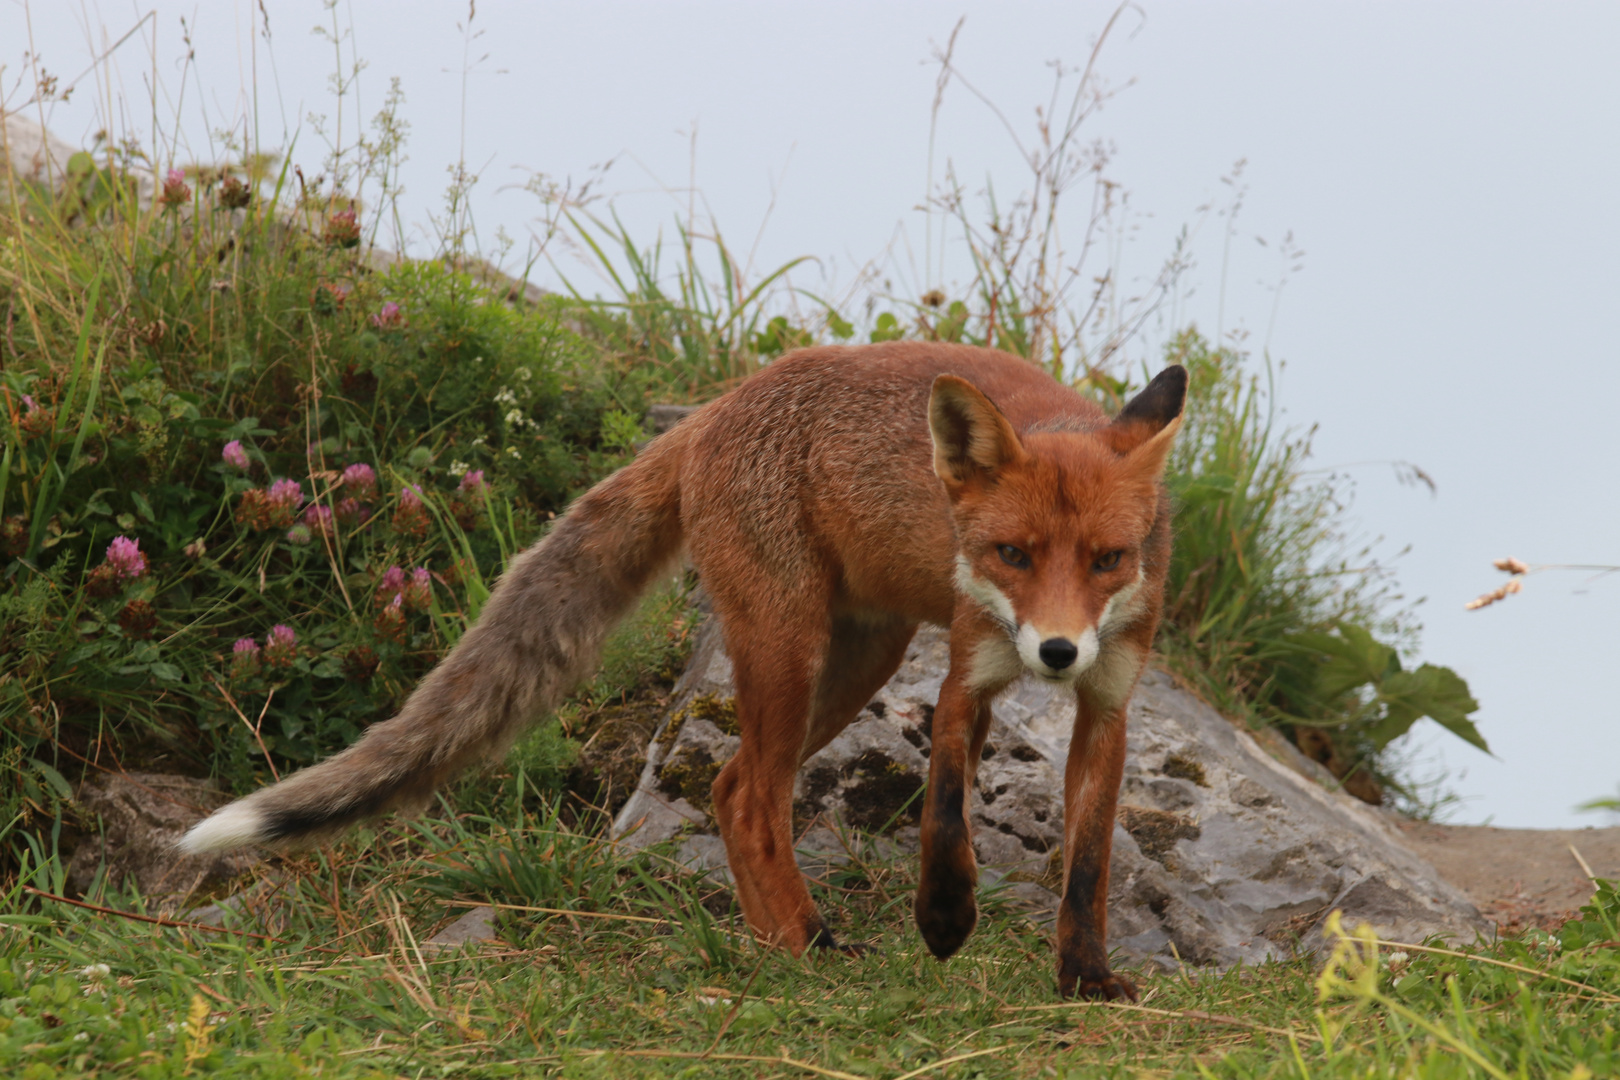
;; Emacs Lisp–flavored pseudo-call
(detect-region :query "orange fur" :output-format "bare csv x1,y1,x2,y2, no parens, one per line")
180,342,1184,999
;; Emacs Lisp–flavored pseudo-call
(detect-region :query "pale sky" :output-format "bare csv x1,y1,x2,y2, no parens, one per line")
8,1,1618,828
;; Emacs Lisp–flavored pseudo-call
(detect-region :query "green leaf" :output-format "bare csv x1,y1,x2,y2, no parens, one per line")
131,490,156,523
149,661,183,683
1292,623,1401,702
1374,663,1487,753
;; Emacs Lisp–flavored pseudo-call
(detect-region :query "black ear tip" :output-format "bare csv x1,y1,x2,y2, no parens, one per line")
1118,364,1188,425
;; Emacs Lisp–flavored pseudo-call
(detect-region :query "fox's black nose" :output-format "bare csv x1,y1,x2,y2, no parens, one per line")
1038,637,1079,670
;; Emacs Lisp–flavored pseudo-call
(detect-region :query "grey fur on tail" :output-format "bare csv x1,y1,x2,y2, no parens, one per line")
179,423,691,854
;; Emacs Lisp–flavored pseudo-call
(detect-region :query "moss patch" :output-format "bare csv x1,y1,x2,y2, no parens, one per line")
840,750,924,833
1116,805,1201,868
1161,753,1209,788
657,745,723,817
655,693,740,755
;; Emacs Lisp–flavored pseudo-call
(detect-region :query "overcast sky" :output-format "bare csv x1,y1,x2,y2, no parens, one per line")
8,1,1617,828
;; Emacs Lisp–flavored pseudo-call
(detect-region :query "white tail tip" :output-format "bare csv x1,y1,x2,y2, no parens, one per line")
178,802,266,854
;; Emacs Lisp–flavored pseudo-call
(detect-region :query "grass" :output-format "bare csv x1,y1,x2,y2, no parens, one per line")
0,12,1560,1074
1,819,1616,1078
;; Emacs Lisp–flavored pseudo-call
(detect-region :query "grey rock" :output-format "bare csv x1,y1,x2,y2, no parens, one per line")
615,622,1487,969
425,906,501,950
67,772,257,913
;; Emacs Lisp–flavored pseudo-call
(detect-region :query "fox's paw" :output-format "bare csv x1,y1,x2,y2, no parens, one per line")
808,925,873,957
914,886,977,960
1058,970,1138,1001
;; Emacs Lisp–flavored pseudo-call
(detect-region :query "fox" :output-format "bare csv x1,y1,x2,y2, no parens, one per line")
180,341,1185,1000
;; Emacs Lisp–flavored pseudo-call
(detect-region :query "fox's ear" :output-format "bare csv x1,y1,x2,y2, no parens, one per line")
929,375,1026,487
1105,364,1187,475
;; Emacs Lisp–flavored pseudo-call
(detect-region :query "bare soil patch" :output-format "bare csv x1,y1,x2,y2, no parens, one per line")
1397,820,1620,934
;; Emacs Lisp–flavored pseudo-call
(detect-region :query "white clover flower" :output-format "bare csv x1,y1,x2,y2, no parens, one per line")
1386,950,1410,975
73,1032,90,1042
448,460,470,477
80,964,111,982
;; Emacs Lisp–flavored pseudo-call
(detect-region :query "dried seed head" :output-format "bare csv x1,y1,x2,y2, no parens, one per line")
1492,557,1529,575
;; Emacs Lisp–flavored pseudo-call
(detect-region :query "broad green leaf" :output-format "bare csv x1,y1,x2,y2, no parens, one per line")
1292,624,1401,702
1375,663,1488,753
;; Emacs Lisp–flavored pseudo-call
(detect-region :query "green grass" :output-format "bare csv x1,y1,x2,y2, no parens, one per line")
1,821,1616,1078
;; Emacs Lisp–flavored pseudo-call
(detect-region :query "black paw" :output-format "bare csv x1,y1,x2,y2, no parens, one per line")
808,924,873,957
914,887,977,959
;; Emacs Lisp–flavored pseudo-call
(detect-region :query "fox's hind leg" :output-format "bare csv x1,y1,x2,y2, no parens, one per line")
709,605,913,954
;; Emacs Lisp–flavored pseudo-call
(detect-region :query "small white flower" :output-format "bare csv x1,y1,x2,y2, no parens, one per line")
504,408,525,426
471,435,488,448
1386,950,1410,975
473,355,484,364
448,460,469,477
504,446,522,461
80,964,110,982
73,1031,90,1042
493,387,518,407
516,366,532,381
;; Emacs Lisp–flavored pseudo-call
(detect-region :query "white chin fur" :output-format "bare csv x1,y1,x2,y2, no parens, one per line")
177,802,265,854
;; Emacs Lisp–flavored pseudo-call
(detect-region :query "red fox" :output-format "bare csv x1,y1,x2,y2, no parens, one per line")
181,342,1185,1000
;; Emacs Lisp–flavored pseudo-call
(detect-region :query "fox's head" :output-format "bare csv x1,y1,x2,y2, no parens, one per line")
930,366,1187,689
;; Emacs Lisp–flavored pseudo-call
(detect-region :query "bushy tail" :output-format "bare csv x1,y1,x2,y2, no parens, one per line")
179,422,693,854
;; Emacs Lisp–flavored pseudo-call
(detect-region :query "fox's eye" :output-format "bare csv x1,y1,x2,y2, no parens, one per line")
1093,550,1123,572
997,545,1031,569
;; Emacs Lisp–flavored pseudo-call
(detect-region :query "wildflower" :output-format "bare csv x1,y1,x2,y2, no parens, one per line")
450,470,486,529
221,440,250,470
341,463,378,500
404,567,433,611
285,523,312,546
2,515,28,557
118,599,158,638
159,168,191,209
218,173,252,210
324,208,361,248
105,536,148,581
342,645,380,682
391,485,430,539
80,964,112,983
369,301,403,330
311,281,351,316
16,393,53,440
262,625,298,668
376,565,407,604
504,446,522,461
183,538,207,559
374,593,406,643
1386,950,1410,976
234,488,272,531
265,479,304,528
448,459,470,478
335,497,368,527
303,503,335,539
515,366,533,381
504,408,525,427
231,637,261,678
493,387,518,408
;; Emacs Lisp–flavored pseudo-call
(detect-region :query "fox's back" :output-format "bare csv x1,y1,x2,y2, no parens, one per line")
679,344,1103,624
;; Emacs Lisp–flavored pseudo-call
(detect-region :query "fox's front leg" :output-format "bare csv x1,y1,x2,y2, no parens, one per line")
1055,691,1137,1001
915,616,1005,959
